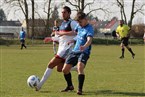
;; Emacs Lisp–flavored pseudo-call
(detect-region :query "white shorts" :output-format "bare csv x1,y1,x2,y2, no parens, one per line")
54,35,75,60
56,43,74,60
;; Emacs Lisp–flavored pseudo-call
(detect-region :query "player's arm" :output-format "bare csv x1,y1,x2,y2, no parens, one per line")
56,31,77,36
116,33,120,38
80,36,93,51
67,40,75,45
116,28,120,38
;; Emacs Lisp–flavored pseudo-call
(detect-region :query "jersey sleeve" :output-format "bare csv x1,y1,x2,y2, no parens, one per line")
87,26,94,37
70,20,78,31
116,27,119,34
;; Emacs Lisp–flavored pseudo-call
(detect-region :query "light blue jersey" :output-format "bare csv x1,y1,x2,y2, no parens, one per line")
19,31,26,40
73,24,94,55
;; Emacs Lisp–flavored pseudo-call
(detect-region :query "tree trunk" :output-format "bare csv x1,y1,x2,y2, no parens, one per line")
45,0,51,37
129,0,136,27
31,0,35,38
81,0,84,12
24,0,29,38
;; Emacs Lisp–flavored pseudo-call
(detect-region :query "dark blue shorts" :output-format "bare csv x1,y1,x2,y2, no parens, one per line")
20,39,25,44
65,52,89,66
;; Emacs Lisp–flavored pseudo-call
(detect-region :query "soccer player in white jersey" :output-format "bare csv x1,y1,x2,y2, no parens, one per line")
35,6,77,91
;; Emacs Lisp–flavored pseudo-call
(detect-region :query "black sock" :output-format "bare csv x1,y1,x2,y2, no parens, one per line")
122,48,125,57
64,73,73,87
21,44,23,49
78,74,85,91
24,45,26,48
128,48,134,55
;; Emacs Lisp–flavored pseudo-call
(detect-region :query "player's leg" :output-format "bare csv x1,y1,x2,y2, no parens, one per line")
61,63,74,92
61,52,78,92
126,45,135,58
56,61,64,72
20,40,23,49
35,57,63,91
77,53,89,95
23,40,27,48
124,38,135,58
77,62,85,95
120,42,125,59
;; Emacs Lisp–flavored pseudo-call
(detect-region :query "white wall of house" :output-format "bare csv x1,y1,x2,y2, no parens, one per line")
0,26,22,36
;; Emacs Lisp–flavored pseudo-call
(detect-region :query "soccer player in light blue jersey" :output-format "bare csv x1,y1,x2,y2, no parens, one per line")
19,27,27,49
61,12,94,95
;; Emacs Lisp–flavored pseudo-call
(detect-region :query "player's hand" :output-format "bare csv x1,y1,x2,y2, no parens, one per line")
67,40,74,45
55,31,61,35
44,37,53,43
51,33,55,37
80,46,86,51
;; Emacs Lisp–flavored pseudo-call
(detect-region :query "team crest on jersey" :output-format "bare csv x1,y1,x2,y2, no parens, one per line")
64,24,68,28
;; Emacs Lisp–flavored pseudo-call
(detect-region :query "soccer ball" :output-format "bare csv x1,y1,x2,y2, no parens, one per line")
27,75,40,88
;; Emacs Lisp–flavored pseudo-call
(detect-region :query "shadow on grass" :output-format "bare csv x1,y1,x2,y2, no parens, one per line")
85,90,145,96
40,91,51,93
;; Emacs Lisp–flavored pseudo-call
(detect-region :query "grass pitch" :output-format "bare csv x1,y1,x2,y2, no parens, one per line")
0,44,145,97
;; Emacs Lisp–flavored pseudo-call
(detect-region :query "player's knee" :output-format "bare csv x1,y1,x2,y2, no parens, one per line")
57,68,62,72
62,68,69,74
48,62,55,69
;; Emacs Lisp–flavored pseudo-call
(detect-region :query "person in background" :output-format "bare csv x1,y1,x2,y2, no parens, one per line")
51,19,60,54
116,20,135,59
19,27,27,49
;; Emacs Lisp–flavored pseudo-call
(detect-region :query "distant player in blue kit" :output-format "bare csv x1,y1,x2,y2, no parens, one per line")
61,12,94,95
19,27,27,49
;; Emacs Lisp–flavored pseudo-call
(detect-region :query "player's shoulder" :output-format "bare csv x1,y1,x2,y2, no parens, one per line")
70,19,78,25
86,24,94,30
123,24,129,27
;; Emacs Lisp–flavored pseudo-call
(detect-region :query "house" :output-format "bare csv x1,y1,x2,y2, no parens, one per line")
21,19,61,38
90,17,118,37
0,20,22,38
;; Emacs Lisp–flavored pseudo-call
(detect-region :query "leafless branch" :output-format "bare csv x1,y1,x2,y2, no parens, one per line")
84,0,95,9
66,0,79,10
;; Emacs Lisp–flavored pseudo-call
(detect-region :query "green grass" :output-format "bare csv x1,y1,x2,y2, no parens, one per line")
0,44,145,97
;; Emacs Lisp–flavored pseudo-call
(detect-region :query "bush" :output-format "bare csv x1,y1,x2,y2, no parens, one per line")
92,38,143,45
0,37,143,46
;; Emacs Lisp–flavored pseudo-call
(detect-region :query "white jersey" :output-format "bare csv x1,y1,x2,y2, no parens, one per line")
56,20,78,59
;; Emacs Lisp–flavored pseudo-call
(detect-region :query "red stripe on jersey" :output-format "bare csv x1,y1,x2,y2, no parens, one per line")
59,30,71,32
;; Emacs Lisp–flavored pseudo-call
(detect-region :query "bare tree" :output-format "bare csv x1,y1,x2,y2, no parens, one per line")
5,0,30,37
116,0,127,24
19,0,29,37
115,0,145,27
46,0,52,36
65,0,109,16
31,0,34,38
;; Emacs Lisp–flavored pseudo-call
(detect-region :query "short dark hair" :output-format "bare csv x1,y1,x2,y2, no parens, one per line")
75,12,87,21
119,20,124,23
63,6,71,14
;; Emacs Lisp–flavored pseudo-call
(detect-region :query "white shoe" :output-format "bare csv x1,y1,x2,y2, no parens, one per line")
34,85,41,91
